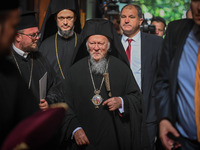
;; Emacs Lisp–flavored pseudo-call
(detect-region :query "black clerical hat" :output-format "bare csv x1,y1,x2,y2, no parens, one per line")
39,0,81,43
0,0,19,12
17,11,38,31
71,18,129,66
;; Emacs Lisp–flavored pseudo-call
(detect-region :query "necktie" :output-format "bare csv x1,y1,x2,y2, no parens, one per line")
195,45,200,143
126,39,133,64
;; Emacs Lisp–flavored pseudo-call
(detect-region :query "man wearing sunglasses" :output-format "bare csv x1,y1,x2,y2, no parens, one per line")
10,11,64,110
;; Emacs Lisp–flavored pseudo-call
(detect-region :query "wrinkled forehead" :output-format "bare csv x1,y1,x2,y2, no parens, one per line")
87,34,109,42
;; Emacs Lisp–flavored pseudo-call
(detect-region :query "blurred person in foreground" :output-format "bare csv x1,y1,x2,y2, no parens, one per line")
186,8,193,19
62,18,142,150
0,1,39,147
155,0,200,149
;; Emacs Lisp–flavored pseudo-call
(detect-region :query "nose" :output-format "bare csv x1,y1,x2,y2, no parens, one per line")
155,29,159,35
94,44,100,50
35,33,40,40
35,35,39,40
64,18,68,25
125,17,129,23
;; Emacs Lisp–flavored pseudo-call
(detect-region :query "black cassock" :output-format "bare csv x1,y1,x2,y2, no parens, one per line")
10,50,64,104
39,33,79,80
0,57,39,147
63,56,142,150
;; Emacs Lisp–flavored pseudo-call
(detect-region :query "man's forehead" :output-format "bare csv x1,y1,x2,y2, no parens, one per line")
57,9,74,16
23,27,39,33
88,35,108,41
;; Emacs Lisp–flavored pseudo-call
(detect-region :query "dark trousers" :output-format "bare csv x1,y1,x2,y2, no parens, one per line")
176,136,200,150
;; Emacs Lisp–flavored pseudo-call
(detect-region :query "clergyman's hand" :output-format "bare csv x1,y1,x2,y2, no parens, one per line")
39,99,49,111
102,97,122,111
159,119,181,150
74,128,90,146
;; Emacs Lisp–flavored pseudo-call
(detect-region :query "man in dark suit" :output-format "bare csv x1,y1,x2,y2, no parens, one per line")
155,0,200,149
120,4,163,150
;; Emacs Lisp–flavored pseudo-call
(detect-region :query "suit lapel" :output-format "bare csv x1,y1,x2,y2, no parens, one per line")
170,20,194,100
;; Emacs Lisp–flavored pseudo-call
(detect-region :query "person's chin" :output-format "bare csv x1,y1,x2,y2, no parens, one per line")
61,28,70,31
93,56,101,61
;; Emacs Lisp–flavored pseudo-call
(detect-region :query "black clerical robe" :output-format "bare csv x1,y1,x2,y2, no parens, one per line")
0,57,39,147
39,33,79,80
10,50,64,104
63,56,142,150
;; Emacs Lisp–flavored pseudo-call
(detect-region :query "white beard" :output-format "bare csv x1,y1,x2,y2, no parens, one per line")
90,55,107,75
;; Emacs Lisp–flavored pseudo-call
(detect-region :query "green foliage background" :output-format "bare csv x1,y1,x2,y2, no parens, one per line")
120,0,191,25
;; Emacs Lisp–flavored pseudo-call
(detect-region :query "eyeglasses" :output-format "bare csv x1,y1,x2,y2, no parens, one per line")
19,32,41,39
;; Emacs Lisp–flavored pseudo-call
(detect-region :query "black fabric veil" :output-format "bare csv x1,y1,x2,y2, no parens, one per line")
71,18,129,66
39,0,81,43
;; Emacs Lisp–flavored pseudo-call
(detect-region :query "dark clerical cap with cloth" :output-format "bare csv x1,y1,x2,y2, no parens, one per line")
71,18,129,66
39,0,81,43
0,0,19,12
17,11,38,31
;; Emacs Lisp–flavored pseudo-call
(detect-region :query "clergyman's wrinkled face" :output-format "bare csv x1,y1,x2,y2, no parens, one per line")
87,35,109,62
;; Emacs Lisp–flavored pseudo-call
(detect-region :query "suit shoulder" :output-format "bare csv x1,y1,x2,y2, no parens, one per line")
141,32,163,46
168,19,192,26
142,32,163,41
167,19,194,31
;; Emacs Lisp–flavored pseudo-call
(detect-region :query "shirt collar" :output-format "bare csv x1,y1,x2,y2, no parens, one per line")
122,31,141,42
12,43,29,58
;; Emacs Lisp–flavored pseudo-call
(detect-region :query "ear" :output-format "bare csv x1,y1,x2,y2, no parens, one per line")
15,33,22,42
54,13,58,21
139,18,143,26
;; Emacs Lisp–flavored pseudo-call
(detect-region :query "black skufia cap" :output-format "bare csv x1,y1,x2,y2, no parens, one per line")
71,18,129,66
17,11,38,30
0,0,19,12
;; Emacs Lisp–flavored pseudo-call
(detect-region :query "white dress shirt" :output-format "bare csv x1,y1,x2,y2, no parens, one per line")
12,43,29,58
121,31,142,90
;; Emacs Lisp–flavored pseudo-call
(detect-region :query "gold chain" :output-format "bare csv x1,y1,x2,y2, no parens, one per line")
11,51,33,89
55,32,77,80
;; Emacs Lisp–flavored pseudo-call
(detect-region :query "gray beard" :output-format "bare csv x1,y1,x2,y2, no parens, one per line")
90,56,107,75
58,26,74,39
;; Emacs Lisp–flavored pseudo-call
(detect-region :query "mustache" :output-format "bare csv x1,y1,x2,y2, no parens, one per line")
91,51,104,56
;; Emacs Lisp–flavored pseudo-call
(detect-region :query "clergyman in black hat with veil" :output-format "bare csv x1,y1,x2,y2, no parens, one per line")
62,18,143,150
39,0,81,80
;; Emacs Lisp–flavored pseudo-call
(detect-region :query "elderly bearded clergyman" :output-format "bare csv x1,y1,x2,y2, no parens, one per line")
62,18,143,150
